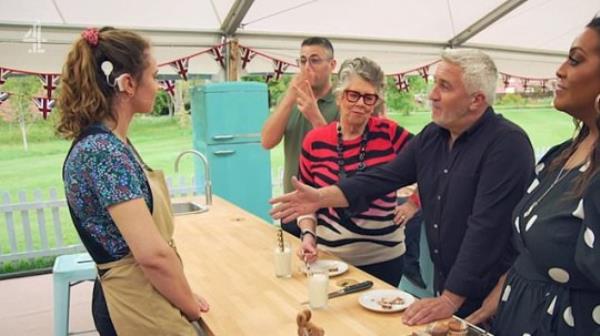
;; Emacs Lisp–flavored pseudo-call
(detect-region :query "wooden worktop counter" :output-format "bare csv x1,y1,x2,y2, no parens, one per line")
173,196,427,336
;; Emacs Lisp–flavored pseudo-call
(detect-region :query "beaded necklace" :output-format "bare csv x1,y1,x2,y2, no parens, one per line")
336,122,369,178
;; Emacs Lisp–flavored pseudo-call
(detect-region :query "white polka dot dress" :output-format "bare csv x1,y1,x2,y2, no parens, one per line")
493,142,600,336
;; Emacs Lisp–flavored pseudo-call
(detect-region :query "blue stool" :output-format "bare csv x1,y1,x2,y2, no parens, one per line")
53,252,97,336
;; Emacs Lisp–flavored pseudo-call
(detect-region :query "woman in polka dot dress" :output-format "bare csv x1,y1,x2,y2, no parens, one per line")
467,16,600,336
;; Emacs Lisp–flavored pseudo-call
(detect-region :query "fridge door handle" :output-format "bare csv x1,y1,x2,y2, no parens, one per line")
212,135,235,141
213,149,236,156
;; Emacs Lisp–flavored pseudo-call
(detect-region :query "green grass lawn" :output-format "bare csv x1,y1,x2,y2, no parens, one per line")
0,116,197,199
0,106,575,273
0,116,198,273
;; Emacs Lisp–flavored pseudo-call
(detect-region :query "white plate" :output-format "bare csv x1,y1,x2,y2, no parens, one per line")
358,289,415,313
303,259,349,277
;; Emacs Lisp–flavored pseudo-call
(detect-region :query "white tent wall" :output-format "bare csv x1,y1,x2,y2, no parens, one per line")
0,0,598,77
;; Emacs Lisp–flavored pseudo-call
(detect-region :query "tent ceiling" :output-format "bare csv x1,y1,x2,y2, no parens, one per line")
0,0,598,77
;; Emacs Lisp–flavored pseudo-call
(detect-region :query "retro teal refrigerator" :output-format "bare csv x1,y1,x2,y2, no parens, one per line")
191,82,272,222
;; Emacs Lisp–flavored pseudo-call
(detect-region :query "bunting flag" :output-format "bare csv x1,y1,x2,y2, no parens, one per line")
209,45,226,70
240,46,257,70
540,79,547,93
160,80,176,97
0,91,10,105
547,79,558,92
417,66,430,82
38,74,60,98
169,58,190,81
271,60,289,82
501,73,511,88
33,96,55,119
0,68,12,86
394,73,410,92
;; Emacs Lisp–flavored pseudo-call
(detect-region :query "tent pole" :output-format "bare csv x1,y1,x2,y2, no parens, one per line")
446,0,526,48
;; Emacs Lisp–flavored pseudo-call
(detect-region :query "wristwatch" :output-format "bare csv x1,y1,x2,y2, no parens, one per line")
300,229,316,241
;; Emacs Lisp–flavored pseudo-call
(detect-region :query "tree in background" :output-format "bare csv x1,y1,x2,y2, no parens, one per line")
241,74,431,115
385,75,429,116
242,74,290,108
152,90,172,116
0,76,42,151
497,93,526,107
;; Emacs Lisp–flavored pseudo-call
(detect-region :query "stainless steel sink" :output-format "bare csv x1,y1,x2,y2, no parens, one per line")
171,202,209,216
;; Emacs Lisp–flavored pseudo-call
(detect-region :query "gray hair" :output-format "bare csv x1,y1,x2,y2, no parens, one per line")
333,57,386,107
441,48,498,105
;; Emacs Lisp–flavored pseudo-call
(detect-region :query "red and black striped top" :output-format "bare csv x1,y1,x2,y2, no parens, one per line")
299,117,413,266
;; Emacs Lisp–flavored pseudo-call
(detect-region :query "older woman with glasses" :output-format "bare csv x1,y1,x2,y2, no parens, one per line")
295,57,412,286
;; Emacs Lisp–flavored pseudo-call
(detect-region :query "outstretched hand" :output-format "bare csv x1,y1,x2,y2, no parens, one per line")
270,177,321,223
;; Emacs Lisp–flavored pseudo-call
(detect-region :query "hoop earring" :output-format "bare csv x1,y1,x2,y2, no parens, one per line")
595,93,600,115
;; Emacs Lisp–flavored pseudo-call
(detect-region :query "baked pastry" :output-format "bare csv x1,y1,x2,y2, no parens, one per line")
429,322,450,336
447,320,468,336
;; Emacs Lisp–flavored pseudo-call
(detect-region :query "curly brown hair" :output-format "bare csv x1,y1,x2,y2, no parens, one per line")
56,27,149,139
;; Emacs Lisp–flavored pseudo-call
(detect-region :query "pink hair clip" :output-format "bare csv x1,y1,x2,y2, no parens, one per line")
81,28,99,47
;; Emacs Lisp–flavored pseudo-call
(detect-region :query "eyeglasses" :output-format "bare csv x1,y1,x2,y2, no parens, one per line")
296,57,330,67
343,90,379,106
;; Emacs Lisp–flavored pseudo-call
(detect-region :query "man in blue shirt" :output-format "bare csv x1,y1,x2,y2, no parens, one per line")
270,48,535,325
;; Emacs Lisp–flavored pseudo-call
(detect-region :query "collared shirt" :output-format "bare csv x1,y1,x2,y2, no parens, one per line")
338,107,535,302
283,90,338,193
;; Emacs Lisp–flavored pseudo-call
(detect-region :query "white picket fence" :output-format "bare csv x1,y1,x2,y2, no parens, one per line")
0,176,198,264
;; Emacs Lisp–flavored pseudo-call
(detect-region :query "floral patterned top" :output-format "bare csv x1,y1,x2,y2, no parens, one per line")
63,124,152,264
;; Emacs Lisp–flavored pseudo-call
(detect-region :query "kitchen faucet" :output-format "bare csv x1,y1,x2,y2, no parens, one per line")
174,150,212,206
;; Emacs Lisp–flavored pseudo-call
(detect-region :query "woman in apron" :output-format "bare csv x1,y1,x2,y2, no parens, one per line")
57,27,209,335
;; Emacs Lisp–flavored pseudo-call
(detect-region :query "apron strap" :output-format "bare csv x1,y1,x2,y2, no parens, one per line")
127,139,154,172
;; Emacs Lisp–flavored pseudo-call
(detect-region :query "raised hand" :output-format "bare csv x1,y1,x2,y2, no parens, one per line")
293,79,321,124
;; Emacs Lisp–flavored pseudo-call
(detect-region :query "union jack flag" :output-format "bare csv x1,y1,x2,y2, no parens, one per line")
240,46,257,70
269,60,289,82
169,58,189,81
417,66,430,82
540,79,547,93
33,96,55,119
0,68,12,86
160,80,176,97
0,92,10,105
38,74,60,98
521,78,529,91
501,73,511,88
209,45,226,70
394,73,410,92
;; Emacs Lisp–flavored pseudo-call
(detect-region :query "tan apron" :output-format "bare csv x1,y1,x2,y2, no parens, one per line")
97,168,197,336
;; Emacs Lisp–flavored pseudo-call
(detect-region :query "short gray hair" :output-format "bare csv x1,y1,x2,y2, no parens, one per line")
333,57,385,107
441,48,498,105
